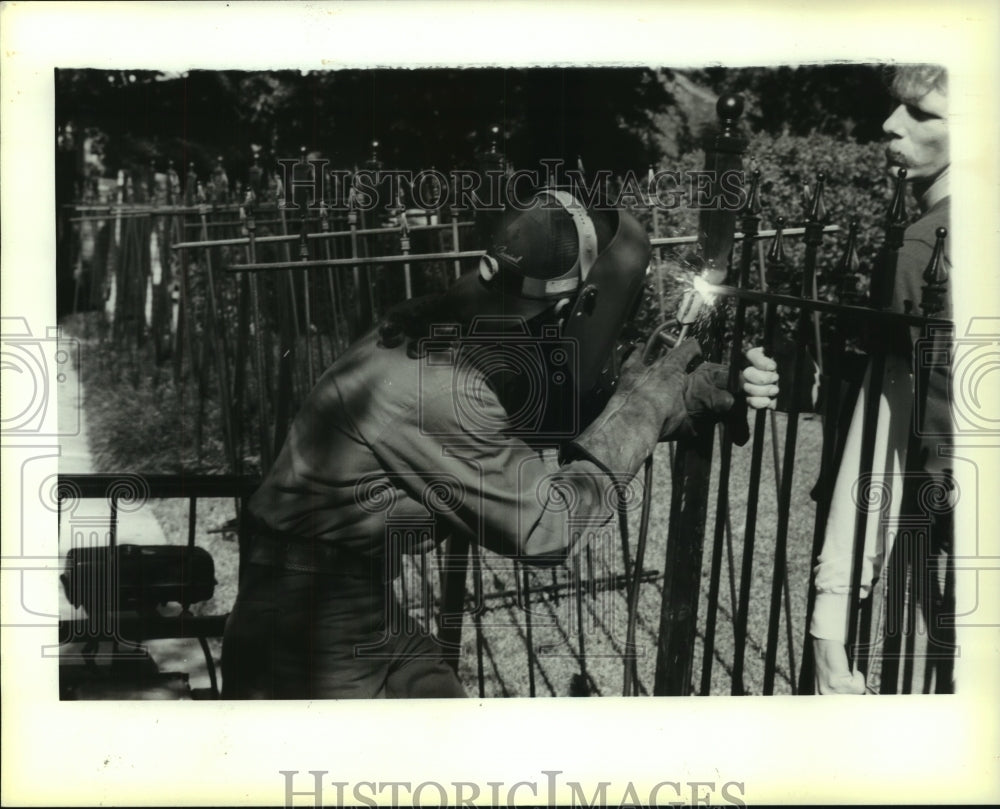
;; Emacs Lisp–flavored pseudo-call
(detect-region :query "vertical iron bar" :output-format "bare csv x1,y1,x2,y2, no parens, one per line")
187,497,197,547
624,456,655,696
762,177,826,694
297,164,316,390
420,549,431,634
847,170,909,671
799,218,860,693
471,540,486,698
653,94,746,696
198,204,238,473
232,270,250,475
451,215,461,280
109,496,119,548
731,299,778,694
278,205,304,394
438,532,470,672
243,192,273,471
171,214,187,385
349,205,364,330
701,170,760,695
272,205,299,457
573,553,590,694
519,561,537,698
358,206,378,329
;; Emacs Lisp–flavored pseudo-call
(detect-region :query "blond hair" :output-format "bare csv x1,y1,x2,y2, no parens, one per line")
890,64,948,103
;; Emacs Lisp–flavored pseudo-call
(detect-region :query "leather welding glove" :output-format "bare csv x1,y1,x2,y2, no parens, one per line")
570,339,733,483
674,360,744,443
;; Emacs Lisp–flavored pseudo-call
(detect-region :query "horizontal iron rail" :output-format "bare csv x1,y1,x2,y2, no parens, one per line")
228,249,485,272
651,223,840,248
171,220,472,250
66,202,246,215
708,284,950,328
471,566,662,603
220,226,842,273
57,473,260,499
59,614,228,641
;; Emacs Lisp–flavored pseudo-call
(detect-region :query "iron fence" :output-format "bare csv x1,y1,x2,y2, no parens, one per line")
58,95,951,696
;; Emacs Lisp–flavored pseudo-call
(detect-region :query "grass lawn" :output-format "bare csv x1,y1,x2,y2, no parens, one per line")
446,412,825,697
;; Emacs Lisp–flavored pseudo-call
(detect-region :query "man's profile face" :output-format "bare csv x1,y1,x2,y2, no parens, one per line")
882,86,949,182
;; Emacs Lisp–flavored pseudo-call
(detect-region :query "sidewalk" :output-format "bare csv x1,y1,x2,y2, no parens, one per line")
58,358,220,697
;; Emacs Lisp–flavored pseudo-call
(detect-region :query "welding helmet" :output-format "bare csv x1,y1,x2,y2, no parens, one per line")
445,188,651,402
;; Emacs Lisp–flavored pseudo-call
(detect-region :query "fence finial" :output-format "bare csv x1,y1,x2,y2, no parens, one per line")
887,166,908,229
835,217,861,304
767,215,786,265
213,154,229,204
741,168,762,218
298,150,310,262
716,94,744,137
921,226,948,316
248,149,264,198
807,172,827,223
241,188,256,232
167,160,180,206
147,158,157,204
185,162,198,206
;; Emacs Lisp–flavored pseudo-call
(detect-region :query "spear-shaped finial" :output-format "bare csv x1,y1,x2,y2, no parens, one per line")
147,158,157,203
836,217,862,304
807,172,827,223
241,188,256,235
887,166,908,229
318,190,330,232
767,215,787,266
185,162,197,206
740,168,762,219
166,159,180,205
422,165,443,211
766,215,787,288
248,148,264,198
347,166,360,226
921,226,949,317
212,154,229,204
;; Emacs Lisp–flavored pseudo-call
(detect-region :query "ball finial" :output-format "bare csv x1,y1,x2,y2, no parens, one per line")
717,93,744,121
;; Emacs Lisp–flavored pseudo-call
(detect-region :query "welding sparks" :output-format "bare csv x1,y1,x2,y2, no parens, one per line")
691,273,721,307
676,273,722,326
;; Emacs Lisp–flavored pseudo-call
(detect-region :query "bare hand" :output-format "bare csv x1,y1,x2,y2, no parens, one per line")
813,637,866,695
741,346,780,410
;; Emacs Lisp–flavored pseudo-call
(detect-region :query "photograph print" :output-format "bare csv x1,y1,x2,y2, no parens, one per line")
51,62,964,701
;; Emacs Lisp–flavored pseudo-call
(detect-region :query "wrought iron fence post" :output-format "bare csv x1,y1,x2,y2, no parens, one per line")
700,169,761,695
653,95,746,696
846,169,909,674
799,217,862,693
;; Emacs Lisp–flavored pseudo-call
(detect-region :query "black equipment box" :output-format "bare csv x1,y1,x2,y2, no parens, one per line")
61,544,216,614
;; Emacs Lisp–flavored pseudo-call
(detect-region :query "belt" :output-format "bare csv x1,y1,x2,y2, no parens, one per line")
247,529,379,578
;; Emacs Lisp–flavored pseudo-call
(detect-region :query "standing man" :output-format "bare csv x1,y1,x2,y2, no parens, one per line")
810,64,953,694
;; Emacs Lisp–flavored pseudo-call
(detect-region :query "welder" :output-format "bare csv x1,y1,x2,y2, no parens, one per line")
221,188,778,698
